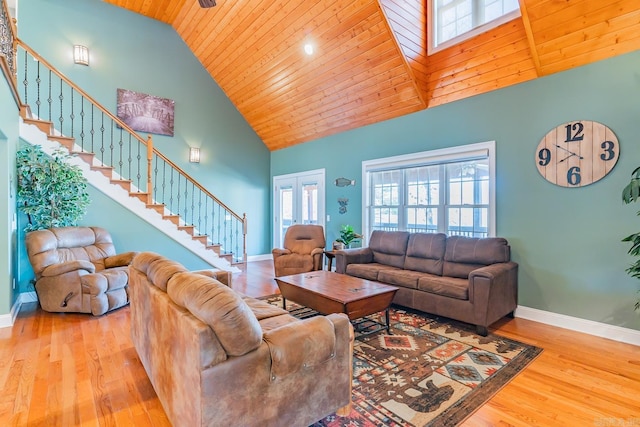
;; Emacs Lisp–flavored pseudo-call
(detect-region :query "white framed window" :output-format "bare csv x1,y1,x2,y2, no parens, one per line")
362,141,495,241
429,0,520,53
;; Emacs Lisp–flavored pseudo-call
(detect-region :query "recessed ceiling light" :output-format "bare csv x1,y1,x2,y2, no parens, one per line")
303,43,314,55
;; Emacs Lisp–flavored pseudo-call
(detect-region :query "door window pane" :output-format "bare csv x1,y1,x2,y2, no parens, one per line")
301,183,318,224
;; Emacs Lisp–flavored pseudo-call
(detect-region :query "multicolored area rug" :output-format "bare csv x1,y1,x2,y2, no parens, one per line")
263,296,542,427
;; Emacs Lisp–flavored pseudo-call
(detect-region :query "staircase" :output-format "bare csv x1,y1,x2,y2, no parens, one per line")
11,37,247,271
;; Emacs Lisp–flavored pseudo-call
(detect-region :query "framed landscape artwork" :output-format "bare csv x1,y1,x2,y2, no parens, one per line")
116,88,175,136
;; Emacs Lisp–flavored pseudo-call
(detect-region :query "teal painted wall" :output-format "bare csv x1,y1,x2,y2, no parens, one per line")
14,0,271,292
0,69,19,315
272,50,640,331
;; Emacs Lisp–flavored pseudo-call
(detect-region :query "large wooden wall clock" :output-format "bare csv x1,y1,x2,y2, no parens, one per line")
535,120,619,187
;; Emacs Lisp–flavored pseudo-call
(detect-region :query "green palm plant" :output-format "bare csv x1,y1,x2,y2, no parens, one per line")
16,144,91,232
621,166,640,311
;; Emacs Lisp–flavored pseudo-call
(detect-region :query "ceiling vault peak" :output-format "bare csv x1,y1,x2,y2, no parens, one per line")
104,0,640,150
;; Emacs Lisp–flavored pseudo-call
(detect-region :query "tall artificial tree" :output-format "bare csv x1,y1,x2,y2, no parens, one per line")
16,144,91,232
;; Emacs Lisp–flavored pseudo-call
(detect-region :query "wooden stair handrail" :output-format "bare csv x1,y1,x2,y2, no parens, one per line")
17,39,245,225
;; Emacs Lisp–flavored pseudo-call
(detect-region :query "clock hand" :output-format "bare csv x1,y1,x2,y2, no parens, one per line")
558,154,574,163
555,144,584,159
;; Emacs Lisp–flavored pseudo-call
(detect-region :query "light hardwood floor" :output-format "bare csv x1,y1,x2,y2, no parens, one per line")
1,260,639,426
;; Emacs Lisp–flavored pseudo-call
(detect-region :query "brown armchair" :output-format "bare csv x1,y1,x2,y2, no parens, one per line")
272,224,326,277
25,226,136,315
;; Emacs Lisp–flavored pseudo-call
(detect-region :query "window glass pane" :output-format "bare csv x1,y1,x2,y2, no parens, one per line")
434,0,519,47
372,207,398,231
371,169,402,232
365,143,493,238
301,183,318,224
485,2,502,22
407,207,439,233
281,187,293,223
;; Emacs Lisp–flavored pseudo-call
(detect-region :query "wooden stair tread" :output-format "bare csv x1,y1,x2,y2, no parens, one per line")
146,204,166,214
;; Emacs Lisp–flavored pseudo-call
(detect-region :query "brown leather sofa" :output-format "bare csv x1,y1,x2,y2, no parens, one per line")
25,226,136,315
129,252,353,427
272,224,326,277
335,231,518,335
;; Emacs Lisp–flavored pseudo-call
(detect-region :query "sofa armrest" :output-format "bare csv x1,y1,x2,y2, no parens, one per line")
310,247,324,256
271,248,291,260
334,248,373,274
468,262,519,323
104,251,138,268
263,313,351,381
41,260,95,277
470,262,518,283
193,269,232,287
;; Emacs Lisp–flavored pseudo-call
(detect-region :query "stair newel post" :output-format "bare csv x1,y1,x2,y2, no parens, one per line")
146,135,153,204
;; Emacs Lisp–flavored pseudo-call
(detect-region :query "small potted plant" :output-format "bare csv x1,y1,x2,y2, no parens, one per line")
334,224,362,250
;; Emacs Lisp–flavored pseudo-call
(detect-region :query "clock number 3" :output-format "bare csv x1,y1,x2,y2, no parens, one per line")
565,122,584,142
601,140,615,161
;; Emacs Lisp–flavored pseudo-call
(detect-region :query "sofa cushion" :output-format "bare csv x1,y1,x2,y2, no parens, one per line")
242,296,289,320
258,313,299,333
148,258,188,292
377,269,424,289
369,230,410,268
345,263,400,281
443,236,510,279
129,251,186,292
167,272,263,357
403,233,446,275
417,275,469,300
263,316,336,380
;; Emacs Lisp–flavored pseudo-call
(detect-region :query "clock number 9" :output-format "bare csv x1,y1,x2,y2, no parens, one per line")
538,148,551,166
600,140,615,161
567,166,581,186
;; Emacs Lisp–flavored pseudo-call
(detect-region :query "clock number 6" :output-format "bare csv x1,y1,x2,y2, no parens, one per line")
601,140,615,161
565,122,584,142
567,166,581,186
538,148,551,166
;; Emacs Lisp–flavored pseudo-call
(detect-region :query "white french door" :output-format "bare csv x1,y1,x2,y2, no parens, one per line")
273,169,325,248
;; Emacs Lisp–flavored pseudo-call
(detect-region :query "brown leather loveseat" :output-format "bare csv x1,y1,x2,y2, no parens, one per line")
335,231,518,335
25,226,136,315
128,252,353,427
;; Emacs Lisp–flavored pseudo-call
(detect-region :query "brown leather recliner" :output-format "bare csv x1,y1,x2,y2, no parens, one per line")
25,226,136,315
272,224,326,277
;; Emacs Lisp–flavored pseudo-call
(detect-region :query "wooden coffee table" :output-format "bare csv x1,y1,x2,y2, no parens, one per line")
275,270,399,335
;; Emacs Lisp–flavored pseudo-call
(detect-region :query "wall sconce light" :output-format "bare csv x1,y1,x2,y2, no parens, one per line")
189,147,200,163
73,45,90,66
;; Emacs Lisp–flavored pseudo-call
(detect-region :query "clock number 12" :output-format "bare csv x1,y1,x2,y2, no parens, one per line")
565,122,584,142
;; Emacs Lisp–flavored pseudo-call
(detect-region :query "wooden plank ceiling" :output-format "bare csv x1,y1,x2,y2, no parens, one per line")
104,0,640,151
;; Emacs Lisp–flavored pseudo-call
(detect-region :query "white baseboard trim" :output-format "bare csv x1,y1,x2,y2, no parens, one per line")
515,305,640,347
19,291,38,304
0,313,12,329
247,253,273,262
0,292,38,329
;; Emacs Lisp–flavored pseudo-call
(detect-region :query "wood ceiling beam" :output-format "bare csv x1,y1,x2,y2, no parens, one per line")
518,0,542,77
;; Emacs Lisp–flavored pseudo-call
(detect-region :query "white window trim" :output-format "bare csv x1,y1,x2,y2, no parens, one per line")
427,2,521,55
361,141,496,243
